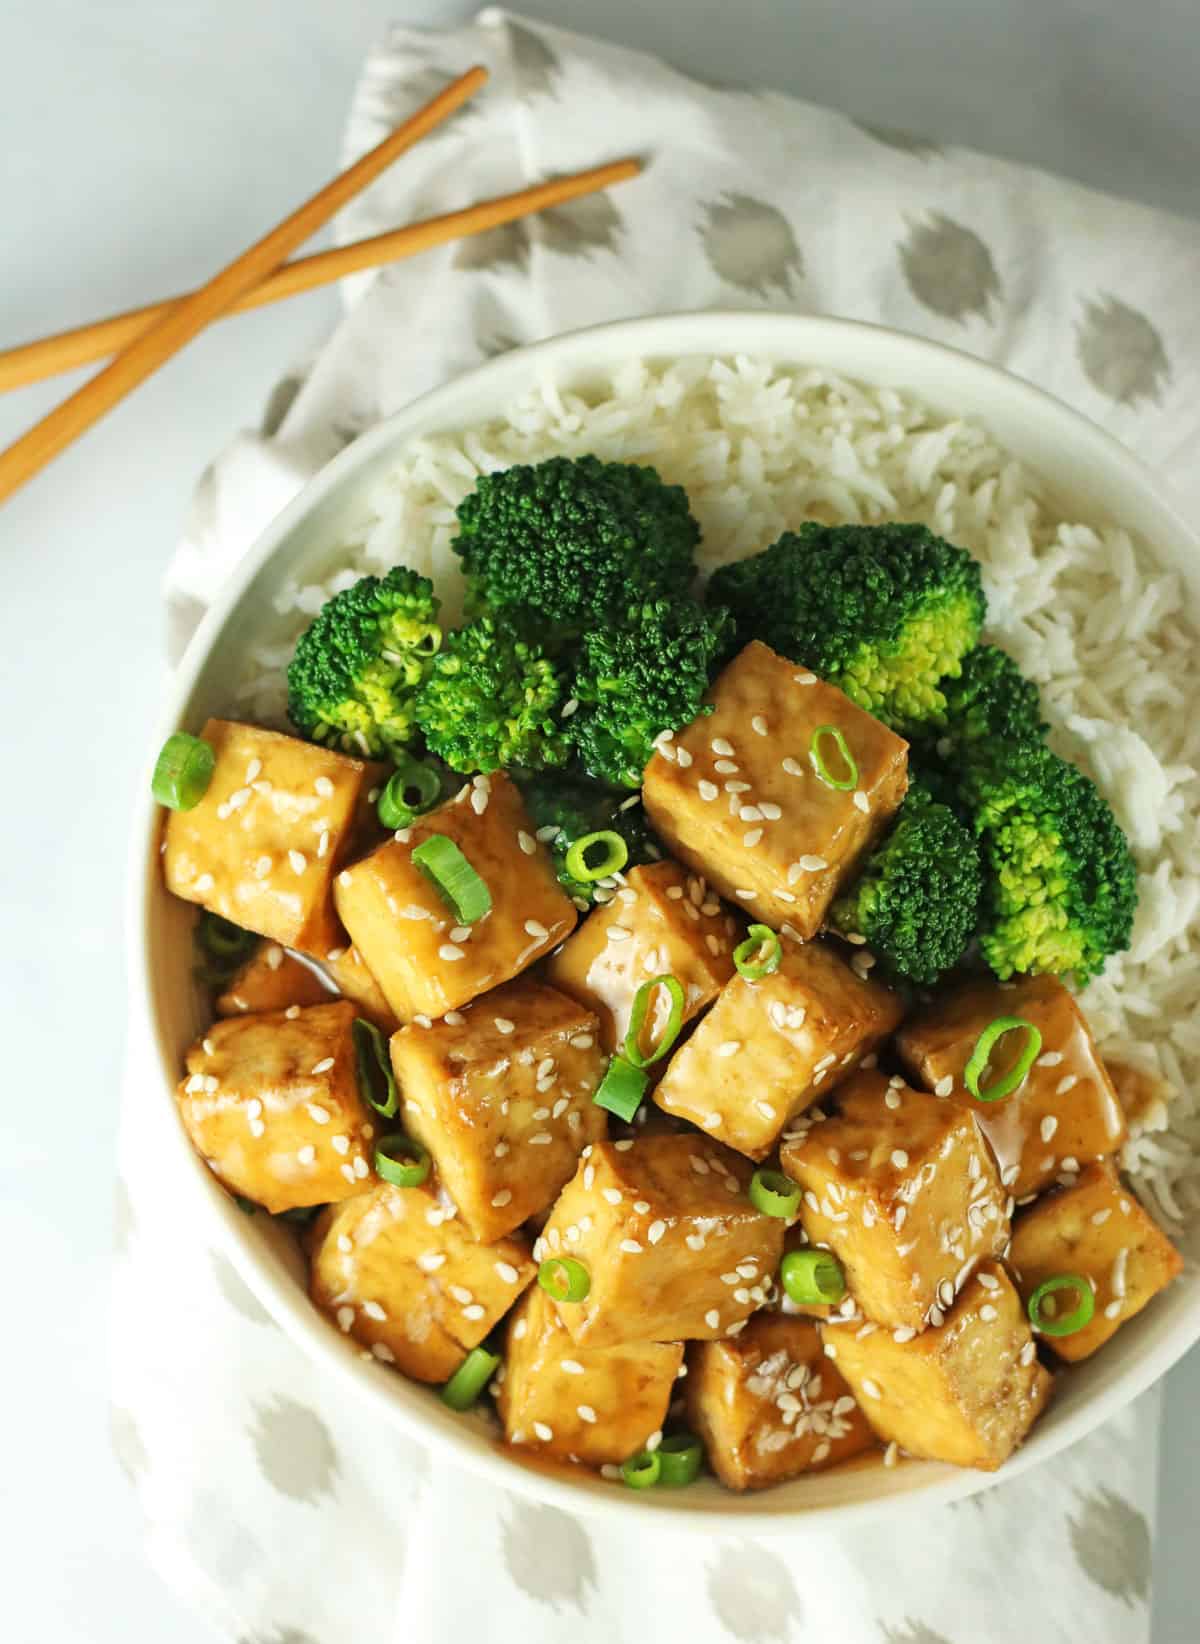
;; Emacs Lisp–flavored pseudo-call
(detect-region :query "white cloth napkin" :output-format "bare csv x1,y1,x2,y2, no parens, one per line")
115,10,1200,1641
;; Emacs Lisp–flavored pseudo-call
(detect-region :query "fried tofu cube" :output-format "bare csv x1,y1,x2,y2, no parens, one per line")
1008,1164,1183,1362
215,942,332,1017
497,1285,682,1464
177,999,375,1213
308,1180,535,1382
334,772,576,1020
687,1314,875,1489
539,1133,785,1348
323,943,402,1035
391,979,608,1242
654,941,903,1158
822,1262,1052,1469
643,642,908,939
544,860,738,1056
780,1070,1009,1332
896,975,1127,1199
163,719,385,956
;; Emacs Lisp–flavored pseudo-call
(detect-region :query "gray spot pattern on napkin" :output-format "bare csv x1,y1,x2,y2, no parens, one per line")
386,67,479,130
238,1629,324,1644
537,189,625,259
249,1396,340,1503
110,1405,149,1483
509,22,562,100
500,1500,596,1610
260,374,306,438
699,193,803,297
707,1542,800,1641
1076,295,1170,406
898,213,1001,322
211,1248,276,1327
879,1621,956,1644
1068,1486,1151,1607
454,220,531,274
855,121,944,159
112,1178,136,1258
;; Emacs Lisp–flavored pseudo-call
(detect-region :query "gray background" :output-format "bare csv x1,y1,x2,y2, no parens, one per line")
1,2,1196,1640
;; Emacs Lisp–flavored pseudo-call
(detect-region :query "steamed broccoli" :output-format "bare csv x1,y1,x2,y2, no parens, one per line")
287,567,441,758
569,597,735,787
934,644,1048,752
961,737,1137,983
706,522,985,731
829,784,983,986
518,772,662,906
453,455,701,627
414,614,571,774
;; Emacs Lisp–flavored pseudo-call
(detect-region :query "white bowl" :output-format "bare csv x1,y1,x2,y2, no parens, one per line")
128,311,1200,1532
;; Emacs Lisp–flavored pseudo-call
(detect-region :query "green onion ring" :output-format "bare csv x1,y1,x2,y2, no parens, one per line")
657,1433,704,1487
809,724,859,791
152,731,215,811
373,1133,430,1188
1027,1273,1096,1337
623,974,686,1069
779,1248,847,1306
621,1449,662,1489
537,1256,591,1304
964,1016,1043,1102
353,1017,398,1118
734,924,782,980
592,1056,648,1123
749,1168,801,1218
197,912,257,963
377,758,442,830
564,829,629,883
441,1346,500,1410
412,833,492,923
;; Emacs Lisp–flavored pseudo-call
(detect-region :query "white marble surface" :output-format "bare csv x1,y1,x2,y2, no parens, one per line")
1,3,1195,1641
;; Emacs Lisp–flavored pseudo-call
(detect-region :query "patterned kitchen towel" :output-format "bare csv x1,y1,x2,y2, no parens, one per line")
116,9,1200,1642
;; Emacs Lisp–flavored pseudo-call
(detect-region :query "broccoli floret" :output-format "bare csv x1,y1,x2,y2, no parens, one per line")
706,522,985,730
414,614,571,774
517,772,662,906
569,597,735,787
961,738,1137,983
287,567,441,758
936,644,1048,750
829,785,983,986
453,455,701,626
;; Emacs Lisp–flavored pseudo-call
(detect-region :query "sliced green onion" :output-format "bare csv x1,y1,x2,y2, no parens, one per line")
780,1248,846,1306
964,1016,1043,1102
749,1168,801,1218
353,1017,398,1118
378,758,441,830
621,1449,662,1490
152,731,215,811
1027,1273,1096,1337
809,724,858,791
564,830,629,882
734,924,782,980
623,974,686,1069
537,1256,591,1304
373,1133,430,1188
657,1433,704,1487
441,1346,500,1410
412,834,492,924
592,1056,649,1123
198,912,256,963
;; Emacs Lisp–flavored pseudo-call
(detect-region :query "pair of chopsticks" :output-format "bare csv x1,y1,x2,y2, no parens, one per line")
0,67,639,505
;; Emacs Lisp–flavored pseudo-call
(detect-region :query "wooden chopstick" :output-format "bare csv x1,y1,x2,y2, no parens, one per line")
0,65,488,505
0,159,641,395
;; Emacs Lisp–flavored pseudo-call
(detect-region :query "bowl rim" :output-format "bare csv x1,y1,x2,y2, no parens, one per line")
126,308,1200,1532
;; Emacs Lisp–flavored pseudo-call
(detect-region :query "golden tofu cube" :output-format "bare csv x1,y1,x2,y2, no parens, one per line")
334,772,576,1020
821,1262,1052,1470
544,860,738,1056
309,1180,535,1382
391,979,608,1242
215,942,332,1017
643,642,908,939
163,719,385,956
654,940,903,1158
1008,1164,1183,1363
897,974,1127,1199
540,1133,785,1348
497,1285,682,1465
323,943,402,1035
780,1070,1009,1332
177,999,375,1214
687,1313,875,1489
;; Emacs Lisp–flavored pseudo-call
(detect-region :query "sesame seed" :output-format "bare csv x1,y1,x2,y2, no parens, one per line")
1056,1075,1078,1095
718,1040,741,1058
529,1133,552,1146
884,1090,901,1111
248,1118,266,1139
462,1303,486,1321
413,1014,432,1029
755,1100,776,1121
891,1150,909,1169
794,672,817,685
314,775,334,797
562,1359,584,1375
361,1300,387,1322
676,748,694,769
470,788,488,815
338,1162,357,1183
525,920,549,939
1040,1116,1058,1143
336,1306,355,1332
705,1309,721,1329
536,825,560,843
759,801,782,820
620,1239,643,1254
449,925,473,944
1036,1051,1064,1068
1019,1341,1037,1366
494,1261,520,1284
439,944,465,962
739,804,764,823
1091,1209,1112,1226
353,1156,369,1179
714,759,739,775
938,1279,955,1308
193,872,215,895
1105,1300,1122,1319
517,831,537,858
647,1219,667,1245
979,1304,998,1322
712,737,734,756
583,1166,595,1189
332,1135,350,1156
613,1138,634,1152
852,791,870,813
576,1404,598,1423
1001,1163,1021,1187
444,1010,465,1026
311,1057,335,1075
371,1342,395,1363
892,1326,916,1343
698,780,719,802
933,1075,954,1098
703,1112,722,1131
861,1378,882,1400
297,1143,316,1165
602,1187,623,1205
491,1189,513,1207
287,850,307,875
798,854,828,873
740,828,762,848
569,1033,594,1050
494,1017,515,1035
533,1422,554,1442
417,1251,445,1272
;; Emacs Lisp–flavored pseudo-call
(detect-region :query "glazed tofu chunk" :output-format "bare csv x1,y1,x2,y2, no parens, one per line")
654,941,903,1159
334,772,576,1019
323,943,402,1035
1008,1164,1183,1363
1106,1059,1171,1139
539,1133,784,1348
643,642,908,938
544,860,737,1056
391,979,608,1243
215,943,332,1017
309,1180,535,1382
897,975,1127,1198
498,1285,682,1465
163,719,385,956
780,1070,1009,1332
821,1262,1052,1470
687,1314,874,1490
177,999,375,1213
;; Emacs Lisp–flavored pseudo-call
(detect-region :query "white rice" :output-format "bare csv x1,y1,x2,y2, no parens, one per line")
239,354,1200,1248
